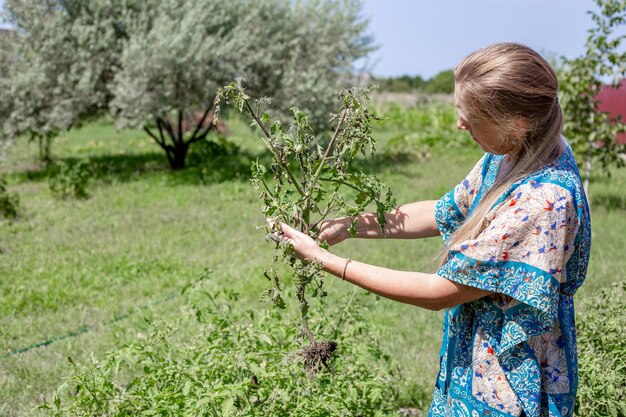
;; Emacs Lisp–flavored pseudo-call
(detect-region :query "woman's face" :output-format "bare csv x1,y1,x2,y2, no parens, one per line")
454,85,516,156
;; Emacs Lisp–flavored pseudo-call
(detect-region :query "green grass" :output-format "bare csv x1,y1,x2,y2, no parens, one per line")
0,113,625,416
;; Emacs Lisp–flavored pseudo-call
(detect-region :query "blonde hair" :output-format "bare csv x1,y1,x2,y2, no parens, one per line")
441,43,563,265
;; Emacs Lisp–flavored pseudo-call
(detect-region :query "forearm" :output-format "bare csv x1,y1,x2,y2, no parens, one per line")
319,252,489,311
355,200,440,239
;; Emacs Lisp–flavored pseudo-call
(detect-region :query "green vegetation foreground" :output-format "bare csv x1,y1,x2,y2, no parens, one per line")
0,108,624,415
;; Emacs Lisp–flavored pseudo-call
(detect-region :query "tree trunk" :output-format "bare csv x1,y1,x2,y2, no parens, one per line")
38,135,52,163
144,107,216,170
168,143,189,170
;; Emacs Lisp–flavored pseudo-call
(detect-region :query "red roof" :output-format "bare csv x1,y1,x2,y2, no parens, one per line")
596,79,626,145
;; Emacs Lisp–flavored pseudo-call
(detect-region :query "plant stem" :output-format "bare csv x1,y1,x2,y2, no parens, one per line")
310,200,340,231
319,177,366,193
308,110,348,194
244,100,305,198
301,316,315,344
261,177,275,198
300,110,348,235
331,289,358,340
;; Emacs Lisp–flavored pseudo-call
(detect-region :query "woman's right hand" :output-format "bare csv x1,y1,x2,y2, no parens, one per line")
318,216,355,246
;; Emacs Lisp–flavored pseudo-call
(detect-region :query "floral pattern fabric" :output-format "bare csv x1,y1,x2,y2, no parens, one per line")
429,143,591,417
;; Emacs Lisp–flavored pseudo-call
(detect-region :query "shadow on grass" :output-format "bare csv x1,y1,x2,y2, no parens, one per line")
9,139,268,187
8,136,423,191
590,192,626,211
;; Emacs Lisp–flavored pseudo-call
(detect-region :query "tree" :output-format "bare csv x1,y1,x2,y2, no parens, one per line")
0,29,16,164
1,0,373,170
111,0,374,169
559,0,626,193
425,69,455,94
0,0,141,162
374,74,425,93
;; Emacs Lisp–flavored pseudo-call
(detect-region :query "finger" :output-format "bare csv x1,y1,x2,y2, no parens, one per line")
279,222,300,239
318,223,338,240
266,231,295,245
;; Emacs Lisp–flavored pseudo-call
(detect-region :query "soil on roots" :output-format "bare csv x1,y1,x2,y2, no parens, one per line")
298,340,338,375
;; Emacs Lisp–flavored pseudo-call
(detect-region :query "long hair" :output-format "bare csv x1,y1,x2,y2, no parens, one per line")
441,43,564,265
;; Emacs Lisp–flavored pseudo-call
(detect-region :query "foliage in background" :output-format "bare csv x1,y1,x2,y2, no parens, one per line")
374,74,426,93
373,69,455,94
48,161,92,200
1,114,625,416
0,176,20,219
112,0,374,169
559,0,626,193
0,0,142,162
0,28,16,163
43,288,399,416
216,81,396,355
575,281,626,416
423,69,455,94
0,0,374,169
378,103,471,161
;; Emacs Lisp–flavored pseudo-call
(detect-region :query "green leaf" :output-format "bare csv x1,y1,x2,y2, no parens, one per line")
355,191,368,205
182,380,192,396
221,397,235,416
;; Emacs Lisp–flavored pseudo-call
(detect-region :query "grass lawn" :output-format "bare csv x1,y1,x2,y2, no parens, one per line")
0,114,624,416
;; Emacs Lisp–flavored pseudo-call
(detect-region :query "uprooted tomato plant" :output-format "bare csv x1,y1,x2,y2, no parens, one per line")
214,80,396,372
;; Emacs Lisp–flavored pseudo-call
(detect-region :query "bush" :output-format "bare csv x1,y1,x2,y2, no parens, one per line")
190,136,249,184
0,176,20,220
575,282,626,416
48,161,92,199
43,289,399,416
378,104,471,161
381,133,431,163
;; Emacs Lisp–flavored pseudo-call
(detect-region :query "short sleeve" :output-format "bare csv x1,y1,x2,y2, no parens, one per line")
437,181,580,353
434,154,486,241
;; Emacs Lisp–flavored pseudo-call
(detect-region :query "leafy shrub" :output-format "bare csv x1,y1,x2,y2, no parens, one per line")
381,133,431,163
216,83,397,348
48,161,92,199
43,289,399,416
189,136,250,184
575,282,626,416
0,176,20,219
378,104,471,161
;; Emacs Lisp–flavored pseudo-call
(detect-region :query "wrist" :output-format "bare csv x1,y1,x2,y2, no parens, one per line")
315,248,333,266
349,215,363,238
316,251,347,278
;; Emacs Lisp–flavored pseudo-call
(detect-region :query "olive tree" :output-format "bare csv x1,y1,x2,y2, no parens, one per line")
111,0,374,169
0,0,141,161
0,30,16,164
559,0,626,193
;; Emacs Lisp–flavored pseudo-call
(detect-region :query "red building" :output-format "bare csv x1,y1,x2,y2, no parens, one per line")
596,79,626,145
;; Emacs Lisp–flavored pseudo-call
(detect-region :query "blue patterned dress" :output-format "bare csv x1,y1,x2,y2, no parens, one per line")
430,143,591,417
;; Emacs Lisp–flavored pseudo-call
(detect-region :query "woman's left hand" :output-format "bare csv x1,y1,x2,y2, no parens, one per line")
270,220,328,263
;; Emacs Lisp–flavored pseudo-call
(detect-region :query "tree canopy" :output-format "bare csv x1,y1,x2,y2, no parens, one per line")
0,0,375,168
559,0,626,192
0,0,142,160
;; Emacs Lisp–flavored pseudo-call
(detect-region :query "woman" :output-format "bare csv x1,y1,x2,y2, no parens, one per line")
276,43,591,417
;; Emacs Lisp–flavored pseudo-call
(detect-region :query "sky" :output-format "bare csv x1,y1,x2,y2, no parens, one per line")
360,0,598,78
0,0,607,79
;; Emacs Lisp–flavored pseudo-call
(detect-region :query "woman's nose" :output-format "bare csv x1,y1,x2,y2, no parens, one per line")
456,118,466,130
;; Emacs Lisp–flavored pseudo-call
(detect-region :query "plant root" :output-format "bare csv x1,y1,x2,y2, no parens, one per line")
298,339,337,376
